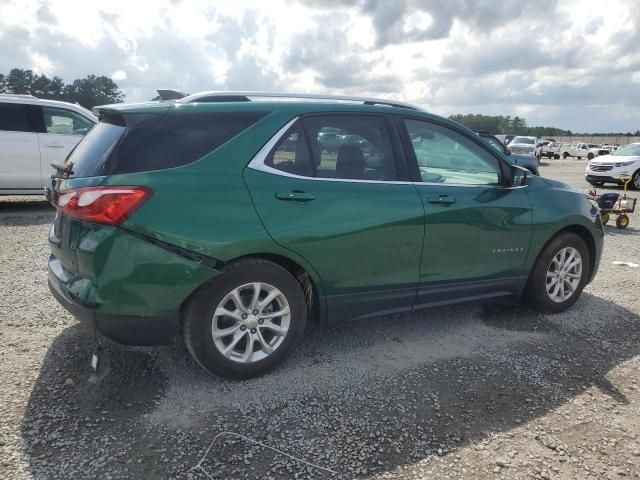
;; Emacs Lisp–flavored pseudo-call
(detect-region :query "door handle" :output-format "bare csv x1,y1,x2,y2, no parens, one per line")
275,191,315,202
427,195,456,205
45,144,65,148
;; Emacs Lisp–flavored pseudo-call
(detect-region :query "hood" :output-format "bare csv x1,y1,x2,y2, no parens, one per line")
589,155,640,164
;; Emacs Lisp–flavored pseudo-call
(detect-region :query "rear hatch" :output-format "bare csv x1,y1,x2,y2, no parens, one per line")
47,103,170,274
48,103,270,274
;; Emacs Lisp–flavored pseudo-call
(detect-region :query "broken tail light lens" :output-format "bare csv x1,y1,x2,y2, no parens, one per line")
57,186,152,225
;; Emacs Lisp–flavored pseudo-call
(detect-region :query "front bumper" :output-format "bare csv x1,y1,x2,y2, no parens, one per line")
585,166,634,184
585,173,628,185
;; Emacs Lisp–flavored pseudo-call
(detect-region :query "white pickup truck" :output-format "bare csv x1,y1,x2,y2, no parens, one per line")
559,143,610,160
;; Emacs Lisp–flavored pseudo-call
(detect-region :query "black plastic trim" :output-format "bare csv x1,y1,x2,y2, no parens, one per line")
120,228,225,270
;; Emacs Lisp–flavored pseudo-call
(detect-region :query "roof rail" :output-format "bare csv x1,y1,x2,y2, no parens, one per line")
177,91,421,110
0,93,36,99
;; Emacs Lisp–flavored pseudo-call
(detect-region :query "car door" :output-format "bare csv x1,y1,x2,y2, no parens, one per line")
0,102,43,192
244,114,425,323
398,117,533,307
38,106,94,186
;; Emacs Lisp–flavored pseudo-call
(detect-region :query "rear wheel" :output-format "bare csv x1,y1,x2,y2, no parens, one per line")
183,259,307,379
587,153,594,160
562,152,569,159
554,154,560,160
601,212,610,224
525,233,590,313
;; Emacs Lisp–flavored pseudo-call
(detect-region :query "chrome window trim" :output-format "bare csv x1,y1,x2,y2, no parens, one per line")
246,116,527,189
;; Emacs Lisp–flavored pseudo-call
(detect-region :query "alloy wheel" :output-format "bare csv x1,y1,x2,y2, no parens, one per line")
211,282,291,363
545,247,582,303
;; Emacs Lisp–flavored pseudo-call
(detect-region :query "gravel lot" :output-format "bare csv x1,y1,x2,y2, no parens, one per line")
1,159,639,480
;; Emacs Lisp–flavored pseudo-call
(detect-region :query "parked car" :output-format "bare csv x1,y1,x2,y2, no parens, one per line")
473,130,539,174
559,143,609,160
46,92,604,379
508,136,540,158
0,94,97,194
585,142,640,189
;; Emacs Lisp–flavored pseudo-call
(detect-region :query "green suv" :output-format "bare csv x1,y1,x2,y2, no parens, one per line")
47,92,604,378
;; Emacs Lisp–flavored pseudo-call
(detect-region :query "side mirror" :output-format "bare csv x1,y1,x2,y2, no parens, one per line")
507,165,530,187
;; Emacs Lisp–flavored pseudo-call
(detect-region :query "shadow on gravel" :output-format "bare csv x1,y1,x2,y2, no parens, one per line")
0,198,54,226
21,293,640,479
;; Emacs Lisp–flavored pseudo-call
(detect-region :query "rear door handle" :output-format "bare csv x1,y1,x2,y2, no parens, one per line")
45,144,65,148
275,190,316,202
427,195,456,205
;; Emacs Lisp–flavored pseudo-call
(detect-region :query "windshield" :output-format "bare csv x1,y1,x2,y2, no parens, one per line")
512,136,535,145
612,143,640,156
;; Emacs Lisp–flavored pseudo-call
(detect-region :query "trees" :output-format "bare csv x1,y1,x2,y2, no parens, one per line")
448,113,571,136
0,68,124,109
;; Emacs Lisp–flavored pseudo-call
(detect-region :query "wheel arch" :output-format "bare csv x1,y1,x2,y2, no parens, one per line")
529,224,598,285
180,252,326,326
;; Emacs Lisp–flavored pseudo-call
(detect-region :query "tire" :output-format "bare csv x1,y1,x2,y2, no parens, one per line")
587,153,594,160
632,169,640,190
554,154,560,160
562,152,569,159
616,215,629,229
183,258,307,379
525,233,590,314
600,212,609,224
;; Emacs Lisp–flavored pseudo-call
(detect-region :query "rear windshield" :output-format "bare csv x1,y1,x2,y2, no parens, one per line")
65,110,269,178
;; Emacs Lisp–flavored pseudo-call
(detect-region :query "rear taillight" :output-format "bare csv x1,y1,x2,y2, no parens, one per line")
57,186,152,225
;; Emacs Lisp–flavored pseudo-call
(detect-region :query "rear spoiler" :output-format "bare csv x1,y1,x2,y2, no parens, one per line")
91,106,123,118
156,89,187,100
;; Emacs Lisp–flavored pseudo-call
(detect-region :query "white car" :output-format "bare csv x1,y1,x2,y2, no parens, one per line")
508,136,540,158
0,94,97,195
585,142,640,189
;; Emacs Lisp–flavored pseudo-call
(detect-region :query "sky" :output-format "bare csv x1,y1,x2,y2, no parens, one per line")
0,0,639,132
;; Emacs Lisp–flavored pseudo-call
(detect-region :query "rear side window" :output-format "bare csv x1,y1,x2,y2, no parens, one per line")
303,115,397,181
66,110,268,177
0,103,41,133
264,121,314,177
117,111,268,174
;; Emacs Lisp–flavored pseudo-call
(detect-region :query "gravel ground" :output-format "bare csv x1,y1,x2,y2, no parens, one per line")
1,159,639,480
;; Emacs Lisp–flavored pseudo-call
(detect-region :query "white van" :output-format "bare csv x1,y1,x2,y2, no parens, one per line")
0,94,97,195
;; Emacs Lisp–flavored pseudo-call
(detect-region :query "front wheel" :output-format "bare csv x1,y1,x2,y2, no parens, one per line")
183,259,307,379
525,233,590,314
562,152,569,159
587,153,594,160
632,169,640,190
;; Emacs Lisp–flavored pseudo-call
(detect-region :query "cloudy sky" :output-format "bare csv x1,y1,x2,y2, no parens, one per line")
1,0,639,132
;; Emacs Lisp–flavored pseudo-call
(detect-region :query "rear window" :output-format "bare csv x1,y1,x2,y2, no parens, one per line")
66,110,269,178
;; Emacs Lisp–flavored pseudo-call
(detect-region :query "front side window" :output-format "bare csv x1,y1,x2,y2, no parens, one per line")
404,119,501,185
303,115,397,181
42,107,94,136
482,136,505,154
